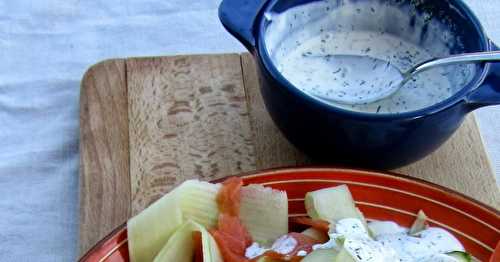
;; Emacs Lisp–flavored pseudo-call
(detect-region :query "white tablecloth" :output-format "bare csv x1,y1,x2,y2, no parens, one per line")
0,0,498,261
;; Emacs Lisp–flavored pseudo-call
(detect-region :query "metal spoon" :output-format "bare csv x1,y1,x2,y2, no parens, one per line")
303,51,500,105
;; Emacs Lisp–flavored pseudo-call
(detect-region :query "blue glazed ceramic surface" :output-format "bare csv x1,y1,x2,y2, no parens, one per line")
219,0,500,168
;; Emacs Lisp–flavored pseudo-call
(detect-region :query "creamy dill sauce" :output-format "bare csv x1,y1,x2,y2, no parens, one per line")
245,218,465,261
319,219,464,261
374,227,464,261
264,0,475,113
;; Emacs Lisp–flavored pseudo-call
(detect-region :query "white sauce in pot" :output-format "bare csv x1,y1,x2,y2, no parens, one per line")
264,0,476,114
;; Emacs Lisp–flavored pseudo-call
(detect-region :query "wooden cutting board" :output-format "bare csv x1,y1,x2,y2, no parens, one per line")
79,53,499,256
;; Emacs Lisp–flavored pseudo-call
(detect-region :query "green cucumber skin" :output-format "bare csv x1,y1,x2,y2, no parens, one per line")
447,251,472,262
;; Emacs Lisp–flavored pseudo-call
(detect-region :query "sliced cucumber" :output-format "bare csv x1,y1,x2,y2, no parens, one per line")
409,210,428,235
177,180,221,229
447,251,473,262
153,221,198,262
204,232,223,262
153,220,222,262
240,184,288,246
127,188,183,262
302,249,338,262
178,180,288,245
305,185,361,222
305,185,372,237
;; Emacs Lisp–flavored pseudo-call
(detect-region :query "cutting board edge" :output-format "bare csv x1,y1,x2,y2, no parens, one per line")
79,58,131,256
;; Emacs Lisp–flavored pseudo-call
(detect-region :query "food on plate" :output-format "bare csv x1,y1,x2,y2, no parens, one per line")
127,178,472,261
409,210,428,235
128,186,183,262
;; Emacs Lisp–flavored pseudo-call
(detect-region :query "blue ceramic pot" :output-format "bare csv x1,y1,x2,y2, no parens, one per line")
219,0,500,169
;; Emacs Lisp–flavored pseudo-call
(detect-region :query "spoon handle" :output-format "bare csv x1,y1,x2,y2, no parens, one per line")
409,51,500,76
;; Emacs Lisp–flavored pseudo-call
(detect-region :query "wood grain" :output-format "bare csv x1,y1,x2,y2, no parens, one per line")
241,54,312,169
80,53,499,256
396,116,500,207
126,54,256,215
79,59,131,255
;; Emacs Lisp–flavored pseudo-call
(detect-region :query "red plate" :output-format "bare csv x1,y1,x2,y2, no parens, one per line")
80,167,500,262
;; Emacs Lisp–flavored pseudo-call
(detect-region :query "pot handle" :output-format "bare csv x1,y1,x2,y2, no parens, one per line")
466,40,500,109
219,0,268,51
